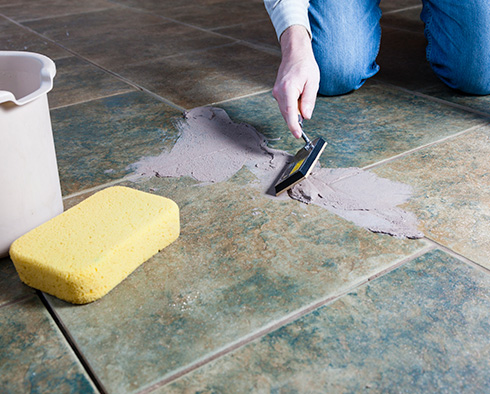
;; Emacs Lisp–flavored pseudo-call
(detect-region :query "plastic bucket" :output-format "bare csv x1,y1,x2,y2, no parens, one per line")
0,51,63,258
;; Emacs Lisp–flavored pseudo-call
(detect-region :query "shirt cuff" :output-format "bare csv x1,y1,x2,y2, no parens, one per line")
264,0,311,41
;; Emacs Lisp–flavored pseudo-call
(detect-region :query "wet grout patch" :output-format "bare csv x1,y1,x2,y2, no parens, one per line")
131,106,423,239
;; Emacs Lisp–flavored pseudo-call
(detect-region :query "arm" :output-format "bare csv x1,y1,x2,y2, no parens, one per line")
273,25,319,138
264,0,319,138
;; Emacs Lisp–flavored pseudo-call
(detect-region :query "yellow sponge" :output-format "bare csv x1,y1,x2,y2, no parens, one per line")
9,186,180,304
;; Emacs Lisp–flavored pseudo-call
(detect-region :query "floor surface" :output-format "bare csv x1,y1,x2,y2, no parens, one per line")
1,0,490,392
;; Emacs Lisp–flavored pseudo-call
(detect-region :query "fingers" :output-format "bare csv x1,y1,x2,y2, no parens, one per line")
299,78,318,120
273,84,302,138
273,25,319,138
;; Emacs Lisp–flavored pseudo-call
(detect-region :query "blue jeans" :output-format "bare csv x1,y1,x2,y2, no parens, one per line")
309,0,490,96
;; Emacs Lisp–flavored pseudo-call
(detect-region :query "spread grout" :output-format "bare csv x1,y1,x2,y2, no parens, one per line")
131,106,423,239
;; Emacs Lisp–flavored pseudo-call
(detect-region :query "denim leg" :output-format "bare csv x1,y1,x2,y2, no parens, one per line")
421,0,490,95
308,0,382,96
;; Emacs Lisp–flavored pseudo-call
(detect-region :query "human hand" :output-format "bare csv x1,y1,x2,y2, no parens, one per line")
273,25,320,138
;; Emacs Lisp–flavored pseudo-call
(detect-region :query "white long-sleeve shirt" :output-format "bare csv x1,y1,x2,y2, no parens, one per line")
264,0,311,41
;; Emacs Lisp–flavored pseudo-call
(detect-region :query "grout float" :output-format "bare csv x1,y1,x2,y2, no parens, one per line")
132,106,423,239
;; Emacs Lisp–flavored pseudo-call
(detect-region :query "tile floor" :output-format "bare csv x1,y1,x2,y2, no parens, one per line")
1,0,489,393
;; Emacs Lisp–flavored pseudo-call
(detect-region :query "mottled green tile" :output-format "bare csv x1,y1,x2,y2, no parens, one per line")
49,56,135,109
0,16,68,59
107,0,267,30
50,91,182,196
0,256,34,307
153,2,269,31
0,296,97,393
218,84,484,168
117,44,279,108
374,126,490,267
164,249,490,393
24,8,234,71
23,7,165,41
48,173,427,393
0,0,116,22
213,19,280,53
421,84,490,117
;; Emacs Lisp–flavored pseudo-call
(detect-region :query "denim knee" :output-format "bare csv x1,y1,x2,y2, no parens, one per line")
314,51,379,96
422,1,490,95
308,0,381,97
445,41,490,95
429,34,490,95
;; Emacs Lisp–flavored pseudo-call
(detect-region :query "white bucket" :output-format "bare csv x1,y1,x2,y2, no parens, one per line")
0,51,63,258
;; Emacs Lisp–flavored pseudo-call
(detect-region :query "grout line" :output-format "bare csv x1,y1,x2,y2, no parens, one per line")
0,13,187,112
382,5,422,15
61,174,142,201
0,294,34,310
211,88,273,106
208,18,271,32
0,6,118,23
121,41,240,67
138,244,434,393
105,1,281,57
366,242,435,282
37,291,108,394
49,89,137,111
424,238,490,276
361,123,488,171
379,24,424,35
379,81,490,119
2,9,278,110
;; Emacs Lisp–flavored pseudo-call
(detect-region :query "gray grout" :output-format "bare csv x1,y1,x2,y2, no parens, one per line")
37,291,108,394
0,6,118,23
381,5,423,16
382,81,490,119
424,239,490,276
362,123,489,171
3,3,489,391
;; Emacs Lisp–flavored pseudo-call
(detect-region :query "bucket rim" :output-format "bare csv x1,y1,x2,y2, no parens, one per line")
0,51,56,106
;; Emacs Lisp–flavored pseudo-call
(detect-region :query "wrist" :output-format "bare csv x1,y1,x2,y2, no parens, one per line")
280,25,311,52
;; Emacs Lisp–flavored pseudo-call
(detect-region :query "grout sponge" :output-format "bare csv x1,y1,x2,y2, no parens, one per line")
9,186,180,304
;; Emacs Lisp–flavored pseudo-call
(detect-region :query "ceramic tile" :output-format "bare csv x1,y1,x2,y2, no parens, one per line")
0,256,34,307
374,125,490,267
0,0,116,22
108,0,268,30
164,249,490,393
421,84,490,116
116,43,280,108
152,2,270,31
49,91,182,196
49,56,135,109
0,296,97,393
0,16,68,59
23,7,166,41
213,19,280,53
218,83,485,168
380,5,424,32
24,9,234,71
380,0,421,13
375,28,443,91
47,174,427,393
110,0,264,12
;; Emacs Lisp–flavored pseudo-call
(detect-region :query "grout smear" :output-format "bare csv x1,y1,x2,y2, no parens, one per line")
288,168,423,238
132,106,423,239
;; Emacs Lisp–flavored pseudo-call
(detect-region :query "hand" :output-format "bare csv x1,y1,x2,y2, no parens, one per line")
273,25,320,138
